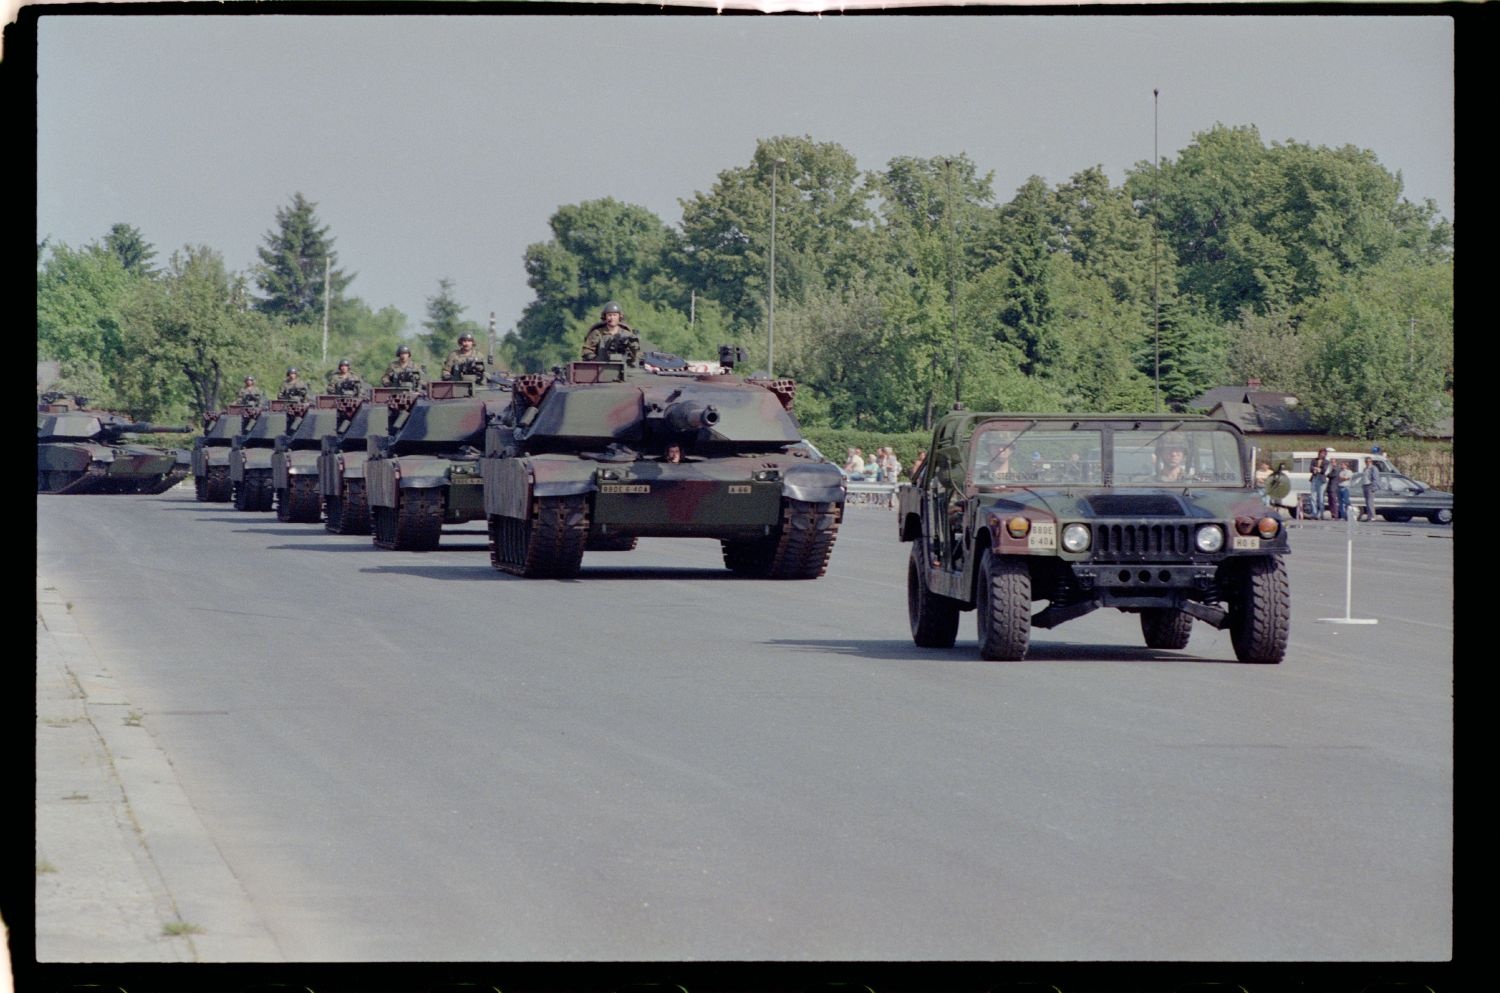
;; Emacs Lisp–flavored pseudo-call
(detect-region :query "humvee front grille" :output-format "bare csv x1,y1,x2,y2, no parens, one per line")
1094,522,1194,560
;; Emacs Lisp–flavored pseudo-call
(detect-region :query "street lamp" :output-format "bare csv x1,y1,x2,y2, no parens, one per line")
769,156,786,378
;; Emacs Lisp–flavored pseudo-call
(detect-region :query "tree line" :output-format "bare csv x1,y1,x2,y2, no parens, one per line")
37,125,1452,439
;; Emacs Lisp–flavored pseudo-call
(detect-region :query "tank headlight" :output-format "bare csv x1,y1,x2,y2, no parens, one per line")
1195,524,1225,553
753,469,781,482
1256,516,1282,540
598,468,620,481
1006,516,1031,539
1061,523,1091,552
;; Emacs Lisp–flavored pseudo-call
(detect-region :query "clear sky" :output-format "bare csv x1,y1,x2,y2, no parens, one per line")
36,12,1454,341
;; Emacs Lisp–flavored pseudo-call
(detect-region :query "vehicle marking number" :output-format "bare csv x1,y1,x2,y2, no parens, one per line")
1029,522,1057,550
600,484,651,494
1232,535,1260,550
728,485,751,494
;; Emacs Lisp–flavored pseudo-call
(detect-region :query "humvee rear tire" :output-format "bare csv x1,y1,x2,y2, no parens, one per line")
908,544,960,648
977,551,1031,661
1141,608,1194,650
1227,556,1289,664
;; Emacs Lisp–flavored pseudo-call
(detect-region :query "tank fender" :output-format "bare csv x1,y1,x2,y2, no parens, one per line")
780,463,846,504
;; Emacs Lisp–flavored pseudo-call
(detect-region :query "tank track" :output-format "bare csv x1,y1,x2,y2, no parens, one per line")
326,479,371,535
196,465,232,502
721,498,842,579
488,495,589,577
373,488,444,551
232,469,274,511
277,476,323,523
144,466,190,494
38,465,109,494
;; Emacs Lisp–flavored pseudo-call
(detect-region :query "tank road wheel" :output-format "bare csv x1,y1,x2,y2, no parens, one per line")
1140,608,1194,650
324,494,344,532
279,476,322,523
586,533,639,552
1227,556,1289,665
488,495,589,577
977,550,1031,661
908,544,960,648
335,479,372,535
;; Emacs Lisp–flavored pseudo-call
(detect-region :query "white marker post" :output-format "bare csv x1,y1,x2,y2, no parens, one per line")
1318,507,1378,625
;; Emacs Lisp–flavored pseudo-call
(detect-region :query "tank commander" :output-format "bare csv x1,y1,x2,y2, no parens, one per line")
442,332,487,382
581,301,641,366
277,367,310,402
328,359,364,396
663,443,684,464
381,345,425,388
236,376,263,409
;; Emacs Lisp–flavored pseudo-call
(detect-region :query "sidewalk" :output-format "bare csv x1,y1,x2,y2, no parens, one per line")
35,578,281,963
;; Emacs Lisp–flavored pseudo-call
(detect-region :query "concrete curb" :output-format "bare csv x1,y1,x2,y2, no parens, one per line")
36,579,282,962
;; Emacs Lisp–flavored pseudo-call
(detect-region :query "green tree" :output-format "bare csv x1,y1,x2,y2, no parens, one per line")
116,245,271,420
253,193,353,322
1224,303,1309,396
104,223,158,277
37,241,135,374
1297,259,1453,438
985,176,1059,377
420,278,485,363
675,136,875,333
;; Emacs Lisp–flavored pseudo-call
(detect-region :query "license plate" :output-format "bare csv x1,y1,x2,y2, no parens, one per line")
1028,522,1057,550
1232,535,1259,549
600,484,650,494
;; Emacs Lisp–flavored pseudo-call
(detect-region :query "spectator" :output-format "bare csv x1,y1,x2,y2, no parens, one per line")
1326,458,1343,521
843,447,866,477
1308,448,1330,520
1336,461,1354,520
1360,457,1380,521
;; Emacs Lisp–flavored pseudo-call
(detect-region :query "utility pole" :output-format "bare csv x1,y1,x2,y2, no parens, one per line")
1153,87,1162,413
768,157,786,378
320,256,331,365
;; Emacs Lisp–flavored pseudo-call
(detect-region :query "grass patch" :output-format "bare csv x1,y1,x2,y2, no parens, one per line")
162,921,204,937
123,710,144,727
37,859,58,874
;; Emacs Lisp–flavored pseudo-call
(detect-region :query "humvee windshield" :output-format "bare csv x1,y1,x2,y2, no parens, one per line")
969,422,1246,487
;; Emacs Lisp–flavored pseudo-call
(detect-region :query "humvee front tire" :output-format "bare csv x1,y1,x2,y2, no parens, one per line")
1227,556,1289,664
908,544,959,648
1141,608,1194,650
977,551,1031,661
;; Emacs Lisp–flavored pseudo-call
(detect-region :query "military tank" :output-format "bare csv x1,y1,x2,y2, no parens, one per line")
318,387,417,535
37,394,190,494
229,401,306,511
481,346,845,578
192,406,257,501
271,395,360,523
365,380,504,551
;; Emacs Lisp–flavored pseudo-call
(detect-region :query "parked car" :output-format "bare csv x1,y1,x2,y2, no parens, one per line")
1364,471,1453,524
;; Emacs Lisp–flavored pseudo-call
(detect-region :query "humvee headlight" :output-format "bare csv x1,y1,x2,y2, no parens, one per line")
1195,524,1225,553
1061,523,1091,552
1005,516,1031,539
1256,516,1282,540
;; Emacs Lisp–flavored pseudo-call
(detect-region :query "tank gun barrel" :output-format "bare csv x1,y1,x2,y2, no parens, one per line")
663,400,721,433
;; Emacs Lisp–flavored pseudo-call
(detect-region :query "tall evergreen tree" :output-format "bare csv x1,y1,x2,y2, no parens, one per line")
253,193,353,323
420,278,484,362
104,223,157,277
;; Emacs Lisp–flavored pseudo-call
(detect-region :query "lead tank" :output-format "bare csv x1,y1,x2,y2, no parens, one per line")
364,380,503,550
37,394,190,494
482,351,845,578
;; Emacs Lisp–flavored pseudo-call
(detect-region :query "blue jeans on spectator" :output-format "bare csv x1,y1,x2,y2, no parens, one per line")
1338,484,1352,519
1309,479,1325,519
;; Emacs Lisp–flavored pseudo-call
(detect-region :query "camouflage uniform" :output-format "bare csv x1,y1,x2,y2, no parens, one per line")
328,371,365,397
278,379,311,402
237,387,264,408
442,348,486,382
381,360,425,388
581,321,640,364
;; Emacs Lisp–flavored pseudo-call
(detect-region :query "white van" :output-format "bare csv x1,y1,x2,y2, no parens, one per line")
1262,449,1400,517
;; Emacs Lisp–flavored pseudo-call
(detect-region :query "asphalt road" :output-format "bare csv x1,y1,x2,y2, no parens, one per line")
34,489,1452,964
